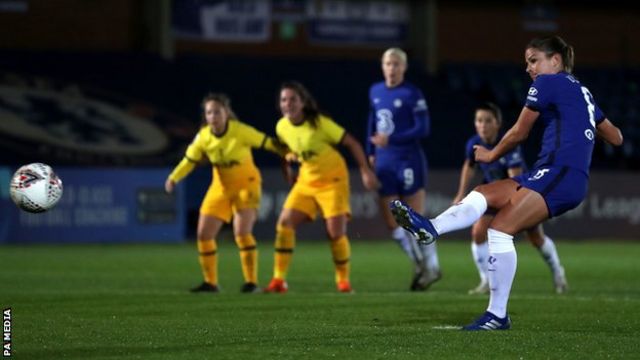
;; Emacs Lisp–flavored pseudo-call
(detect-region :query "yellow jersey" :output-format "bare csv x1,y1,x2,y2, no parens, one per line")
276,114,348,187
170,119,278,185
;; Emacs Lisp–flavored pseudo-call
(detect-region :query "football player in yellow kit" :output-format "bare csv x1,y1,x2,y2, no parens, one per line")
165,93,285,293
264,81,380,293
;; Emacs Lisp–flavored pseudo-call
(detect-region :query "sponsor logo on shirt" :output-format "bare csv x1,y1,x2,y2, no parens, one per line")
375,109,395,135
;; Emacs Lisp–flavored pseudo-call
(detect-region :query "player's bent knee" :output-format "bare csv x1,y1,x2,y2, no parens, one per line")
487,219,518,237
235,234,256,248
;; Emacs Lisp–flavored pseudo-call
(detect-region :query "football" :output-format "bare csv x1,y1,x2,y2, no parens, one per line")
9,163,64,213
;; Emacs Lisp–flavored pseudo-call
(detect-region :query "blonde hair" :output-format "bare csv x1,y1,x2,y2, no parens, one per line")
381,47,408,67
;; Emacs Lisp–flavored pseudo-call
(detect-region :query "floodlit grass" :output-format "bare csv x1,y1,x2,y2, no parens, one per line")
1,240,639,359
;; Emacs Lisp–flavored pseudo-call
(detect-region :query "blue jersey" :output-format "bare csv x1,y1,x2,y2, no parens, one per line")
366,81,430,159
465,134,525,183
524,72,605,174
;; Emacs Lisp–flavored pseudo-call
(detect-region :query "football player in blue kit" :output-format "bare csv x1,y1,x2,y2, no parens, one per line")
453,102,567,295
367,48,441,291
391,36,623,330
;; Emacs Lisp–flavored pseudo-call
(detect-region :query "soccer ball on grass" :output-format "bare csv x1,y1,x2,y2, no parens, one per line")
9,163,63,213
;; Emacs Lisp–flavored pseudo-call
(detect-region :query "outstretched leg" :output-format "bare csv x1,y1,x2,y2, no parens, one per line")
390,179,519,243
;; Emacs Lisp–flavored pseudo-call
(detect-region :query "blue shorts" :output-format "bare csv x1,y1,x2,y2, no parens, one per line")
375,152,427,197
513,166,588,218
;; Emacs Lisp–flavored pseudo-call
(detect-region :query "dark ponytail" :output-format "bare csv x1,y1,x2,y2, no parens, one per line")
527,35,575,73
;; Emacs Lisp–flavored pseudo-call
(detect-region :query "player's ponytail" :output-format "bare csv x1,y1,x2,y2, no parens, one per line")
563,43,575,74
527,35,574,73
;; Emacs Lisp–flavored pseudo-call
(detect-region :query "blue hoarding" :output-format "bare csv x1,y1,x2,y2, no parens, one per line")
0,167,185,243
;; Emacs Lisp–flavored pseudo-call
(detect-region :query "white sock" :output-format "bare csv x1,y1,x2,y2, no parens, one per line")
431,191,487,235
420,242,440,273
538,235,562,275
486,228,517,319
392,226,421,263
471,241,489,283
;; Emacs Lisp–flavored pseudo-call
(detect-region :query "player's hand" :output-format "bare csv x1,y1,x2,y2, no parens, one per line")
285,152,298,163
473,145,493,163
165,178,176,194
368,155,376,167
361,167,380,191
370,133,389,147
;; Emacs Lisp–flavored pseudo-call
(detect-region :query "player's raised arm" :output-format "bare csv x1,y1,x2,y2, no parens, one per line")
474,107,538,163
596,118,623,146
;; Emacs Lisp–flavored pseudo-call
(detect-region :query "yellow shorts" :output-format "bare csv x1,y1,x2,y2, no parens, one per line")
283,178,350,220
200,179,261,223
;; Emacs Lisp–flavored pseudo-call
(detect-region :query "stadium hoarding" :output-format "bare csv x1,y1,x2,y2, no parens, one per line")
306,0,409,46
0,167,185,243
172,0,271,42
250,169,640,240
1,168,637,243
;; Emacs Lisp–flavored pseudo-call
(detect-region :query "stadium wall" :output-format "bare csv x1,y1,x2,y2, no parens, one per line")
247,169,640,241
4,167,636,243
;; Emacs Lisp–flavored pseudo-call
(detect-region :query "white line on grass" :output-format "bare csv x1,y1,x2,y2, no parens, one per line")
432,325,461,330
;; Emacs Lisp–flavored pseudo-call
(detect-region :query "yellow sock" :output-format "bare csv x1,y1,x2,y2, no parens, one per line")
331,235,351,283
197,239,218,285
235,234,258,284
273,225,295,280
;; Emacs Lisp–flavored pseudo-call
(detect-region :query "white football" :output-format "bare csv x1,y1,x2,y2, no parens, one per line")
9,163,63,213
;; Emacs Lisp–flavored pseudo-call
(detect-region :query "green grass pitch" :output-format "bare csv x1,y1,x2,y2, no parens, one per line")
1,239,639,359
